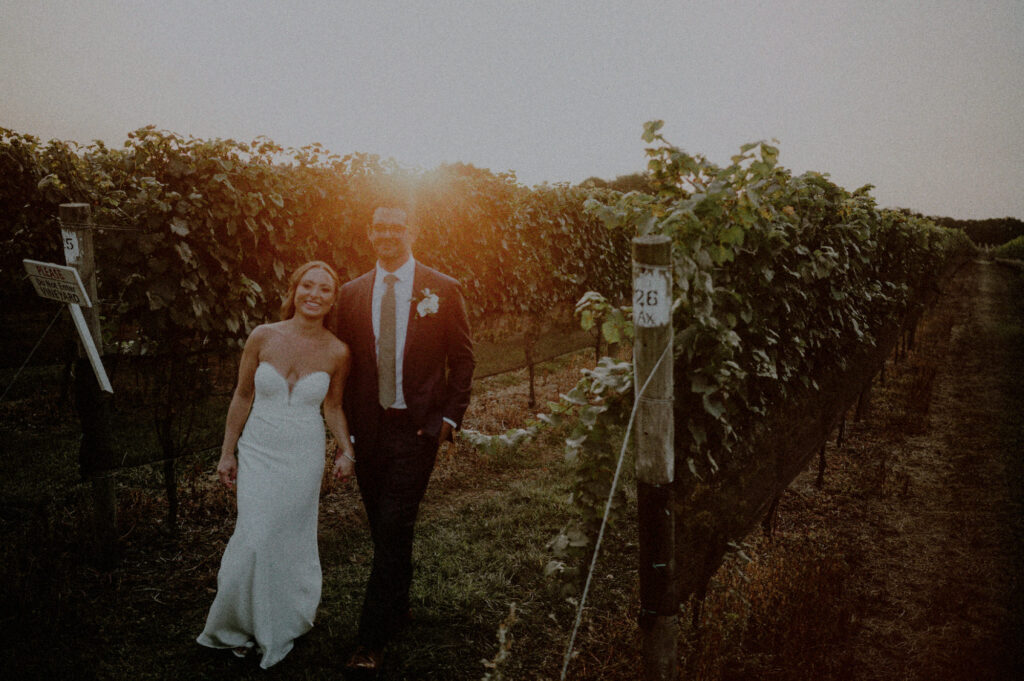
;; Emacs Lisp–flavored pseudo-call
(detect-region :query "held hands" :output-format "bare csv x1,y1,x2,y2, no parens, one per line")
217,452,238,489
332,445,356,481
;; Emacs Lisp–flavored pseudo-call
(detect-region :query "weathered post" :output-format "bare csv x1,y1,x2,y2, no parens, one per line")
632,235,677,680
60,202,118,567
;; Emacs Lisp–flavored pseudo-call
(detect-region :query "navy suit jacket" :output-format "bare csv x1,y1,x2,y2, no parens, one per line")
333,262,475,460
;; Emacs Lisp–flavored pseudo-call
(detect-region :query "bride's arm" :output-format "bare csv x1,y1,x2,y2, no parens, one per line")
325,342,355,480
217,326,264,488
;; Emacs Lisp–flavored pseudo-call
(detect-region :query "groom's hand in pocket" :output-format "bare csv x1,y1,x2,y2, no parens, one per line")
417,421,454,450
438,420,454,446
431,421,455,450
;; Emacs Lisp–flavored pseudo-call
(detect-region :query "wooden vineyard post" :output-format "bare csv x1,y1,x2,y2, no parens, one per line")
632,235,678,681
60,202,118,567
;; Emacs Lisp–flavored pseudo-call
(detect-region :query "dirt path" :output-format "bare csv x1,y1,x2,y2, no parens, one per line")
830,260,1024,679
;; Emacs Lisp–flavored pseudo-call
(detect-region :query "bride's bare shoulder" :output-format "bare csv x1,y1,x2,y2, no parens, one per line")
252,321,288,337
244,322,285,349
324,333,350,365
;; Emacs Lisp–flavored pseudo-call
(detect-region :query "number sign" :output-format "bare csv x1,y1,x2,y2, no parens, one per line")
633,267,671,328
61,228,81,263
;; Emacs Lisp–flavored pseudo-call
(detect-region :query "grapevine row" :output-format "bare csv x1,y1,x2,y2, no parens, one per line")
0,126,630,355
468,121,975,604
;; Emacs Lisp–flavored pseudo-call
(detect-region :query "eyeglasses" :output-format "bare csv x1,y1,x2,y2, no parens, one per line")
371,223,408,235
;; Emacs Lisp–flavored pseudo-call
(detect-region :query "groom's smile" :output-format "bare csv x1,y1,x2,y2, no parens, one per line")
369,221,414,270
368,206,416,270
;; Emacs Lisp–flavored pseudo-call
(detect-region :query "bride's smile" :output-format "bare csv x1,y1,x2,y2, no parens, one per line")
294,269,336,319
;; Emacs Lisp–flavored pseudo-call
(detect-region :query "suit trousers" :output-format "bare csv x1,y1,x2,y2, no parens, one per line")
355,408,438,648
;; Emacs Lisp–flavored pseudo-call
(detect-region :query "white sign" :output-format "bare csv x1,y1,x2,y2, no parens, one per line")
22,259,112,393
633,268,671,328
69,304,113,393
23,259,92,307
61,228,81,263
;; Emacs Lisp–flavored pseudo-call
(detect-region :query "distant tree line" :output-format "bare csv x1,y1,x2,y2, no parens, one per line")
896,209,1024,246
579,172,655,194
934,216,1024,246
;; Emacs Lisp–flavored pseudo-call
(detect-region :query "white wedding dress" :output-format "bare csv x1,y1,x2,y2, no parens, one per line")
197,361,329,669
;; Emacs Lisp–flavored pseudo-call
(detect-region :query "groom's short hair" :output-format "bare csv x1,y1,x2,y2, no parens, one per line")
372,206,408,227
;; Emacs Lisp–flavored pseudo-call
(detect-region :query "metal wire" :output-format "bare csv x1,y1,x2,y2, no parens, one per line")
57,220,145,232
0,306,65,403
560,339,673,680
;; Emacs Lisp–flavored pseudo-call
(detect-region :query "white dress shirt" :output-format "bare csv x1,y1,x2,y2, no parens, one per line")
371,257,458,430
372,257,416,409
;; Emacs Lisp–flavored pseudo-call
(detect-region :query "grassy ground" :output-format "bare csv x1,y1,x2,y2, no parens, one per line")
0,331,615,680
2,260,1022,679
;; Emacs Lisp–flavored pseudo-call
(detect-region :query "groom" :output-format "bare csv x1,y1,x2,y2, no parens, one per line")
333,206,475,672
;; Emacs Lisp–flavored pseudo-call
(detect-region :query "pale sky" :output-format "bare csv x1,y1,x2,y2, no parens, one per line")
2,0,1022,220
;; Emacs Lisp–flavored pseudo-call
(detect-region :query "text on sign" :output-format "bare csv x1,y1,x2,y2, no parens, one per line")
633,268,671,328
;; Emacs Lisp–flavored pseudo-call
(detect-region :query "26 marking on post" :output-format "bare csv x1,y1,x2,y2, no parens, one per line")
633,267,671,328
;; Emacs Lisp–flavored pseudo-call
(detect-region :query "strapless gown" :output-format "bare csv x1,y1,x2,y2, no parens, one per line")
197,361,330,669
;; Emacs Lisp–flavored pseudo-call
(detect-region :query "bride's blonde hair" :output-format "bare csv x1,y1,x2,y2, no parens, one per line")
280,261,341,320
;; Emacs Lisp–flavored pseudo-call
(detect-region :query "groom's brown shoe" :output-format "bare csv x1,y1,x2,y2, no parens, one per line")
345,645,382,673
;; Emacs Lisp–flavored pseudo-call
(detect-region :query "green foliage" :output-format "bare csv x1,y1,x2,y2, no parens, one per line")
2,124,636,482
0,129,84,307
994,234,1024,260
928,214,1024,246
579,172,655,194
463,355,635,582
602,122,973,482
463,122,975,596
2,128,633,350
3,122,976,594
2,127,638,497
575,291,633,345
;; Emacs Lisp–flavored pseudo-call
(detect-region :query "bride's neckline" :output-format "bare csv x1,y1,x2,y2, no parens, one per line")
259,361,329,396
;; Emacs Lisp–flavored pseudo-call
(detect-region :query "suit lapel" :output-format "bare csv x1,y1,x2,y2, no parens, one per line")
404,263,423,358
360,271,378,365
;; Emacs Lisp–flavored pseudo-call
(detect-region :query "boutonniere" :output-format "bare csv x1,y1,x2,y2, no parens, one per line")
413,288,440,317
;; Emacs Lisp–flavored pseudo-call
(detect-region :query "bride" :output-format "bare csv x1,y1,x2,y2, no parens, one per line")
197,260,356,668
